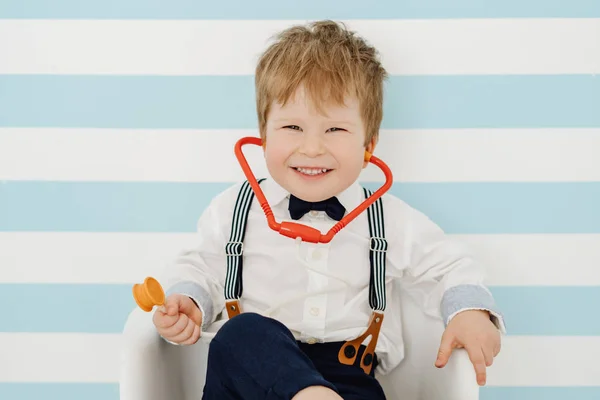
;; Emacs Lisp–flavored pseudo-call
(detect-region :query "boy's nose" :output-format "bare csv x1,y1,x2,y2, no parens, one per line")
299,134,325,157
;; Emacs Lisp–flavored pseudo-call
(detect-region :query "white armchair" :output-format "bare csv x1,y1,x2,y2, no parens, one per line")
119,284,479,400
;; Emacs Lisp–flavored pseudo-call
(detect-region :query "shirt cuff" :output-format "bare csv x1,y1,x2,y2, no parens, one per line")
441,284,507,334
159,281,214,345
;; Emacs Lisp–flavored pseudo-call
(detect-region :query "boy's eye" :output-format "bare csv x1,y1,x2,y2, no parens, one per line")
283,125,301,130
327,127,346,132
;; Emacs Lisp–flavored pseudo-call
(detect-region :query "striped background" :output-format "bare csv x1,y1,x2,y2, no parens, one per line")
1,1,599,399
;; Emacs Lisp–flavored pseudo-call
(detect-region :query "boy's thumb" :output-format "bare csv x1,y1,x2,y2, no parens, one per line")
163,295,179,316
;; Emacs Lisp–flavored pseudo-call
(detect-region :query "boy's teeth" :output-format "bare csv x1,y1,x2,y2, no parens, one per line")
296,167,328,175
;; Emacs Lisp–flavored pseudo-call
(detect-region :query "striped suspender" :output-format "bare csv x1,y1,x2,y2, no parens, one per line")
224,179,265,318
364,187,388,313
339,187,388,375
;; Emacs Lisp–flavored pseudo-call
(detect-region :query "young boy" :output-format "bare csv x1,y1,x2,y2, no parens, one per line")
152,20,505,400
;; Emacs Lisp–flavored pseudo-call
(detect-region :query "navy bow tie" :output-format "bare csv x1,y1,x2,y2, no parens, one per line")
288,195,346,221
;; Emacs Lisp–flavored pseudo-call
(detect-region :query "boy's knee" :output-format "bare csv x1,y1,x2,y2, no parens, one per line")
213,312,291,344
221,312,266,332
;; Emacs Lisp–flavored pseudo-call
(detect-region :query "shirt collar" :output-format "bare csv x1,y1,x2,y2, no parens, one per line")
261,177,364,214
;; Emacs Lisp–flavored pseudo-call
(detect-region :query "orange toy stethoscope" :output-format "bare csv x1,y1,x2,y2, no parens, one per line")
133,136,394,374
234,136,393,243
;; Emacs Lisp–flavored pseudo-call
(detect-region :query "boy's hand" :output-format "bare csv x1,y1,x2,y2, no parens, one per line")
435,309,501,386
152,294,203,345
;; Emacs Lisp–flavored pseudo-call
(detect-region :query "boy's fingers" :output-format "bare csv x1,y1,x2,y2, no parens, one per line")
180,324,201,345
153,309,178,329
177,296,203,326
161,314,188,338
482,344,494,367
466,345,487,386
170,316,196,344
493,340,502,356
435,332,454,368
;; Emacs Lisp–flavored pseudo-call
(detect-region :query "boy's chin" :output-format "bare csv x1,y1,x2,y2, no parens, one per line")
287,182,341,202
292,191,334,202
272,170,351,202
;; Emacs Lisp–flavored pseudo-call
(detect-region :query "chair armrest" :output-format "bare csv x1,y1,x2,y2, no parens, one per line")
379,346,478,400
119,307,183,400
420,349,479,400
378,284,480,400
120,307,209,400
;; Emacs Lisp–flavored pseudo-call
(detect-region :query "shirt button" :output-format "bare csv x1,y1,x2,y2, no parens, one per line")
310,210,319,216
307,338,317,344
310,307,320,316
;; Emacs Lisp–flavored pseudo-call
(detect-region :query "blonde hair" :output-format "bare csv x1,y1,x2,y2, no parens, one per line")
255,20,387,146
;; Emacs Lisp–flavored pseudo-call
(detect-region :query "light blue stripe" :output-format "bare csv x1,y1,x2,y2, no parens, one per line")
0,384,598,400
491,286,600,336
0,384,119,400
0,75,598,129
1,181,599,234
1,0,598,19
480,387,600,400
0,284,135,333
0,284,598,335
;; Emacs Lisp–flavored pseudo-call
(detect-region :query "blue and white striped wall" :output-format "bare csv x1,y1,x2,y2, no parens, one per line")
1,1,599,399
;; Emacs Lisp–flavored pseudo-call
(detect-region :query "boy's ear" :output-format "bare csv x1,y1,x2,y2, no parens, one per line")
363,137,377,168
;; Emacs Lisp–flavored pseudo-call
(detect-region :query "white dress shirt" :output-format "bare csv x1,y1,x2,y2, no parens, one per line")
159,177,506,375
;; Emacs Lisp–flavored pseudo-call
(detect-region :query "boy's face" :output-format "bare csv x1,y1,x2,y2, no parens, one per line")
263,85,375,203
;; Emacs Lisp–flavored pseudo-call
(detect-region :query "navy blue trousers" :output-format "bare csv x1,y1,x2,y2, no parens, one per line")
202,313,387,400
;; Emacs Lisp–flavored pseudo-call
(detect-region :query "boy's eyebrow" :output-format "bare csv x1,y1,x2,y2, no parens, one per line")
270,118,357,127
270,117,301,124
328,120,356,126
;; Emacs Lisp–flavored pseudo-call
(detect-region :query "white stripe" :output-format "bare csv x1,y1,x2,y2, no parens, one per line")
0,232,198,284
458,234,600,287
2,128,599,183
0,19,598,75
2,232,599,286
0,333,121,383
1,333,597,386
487,336,600,387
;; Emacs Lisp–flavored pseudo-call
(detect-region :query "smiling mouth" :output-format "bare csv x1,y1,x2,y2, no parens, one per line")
292,167,332,176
